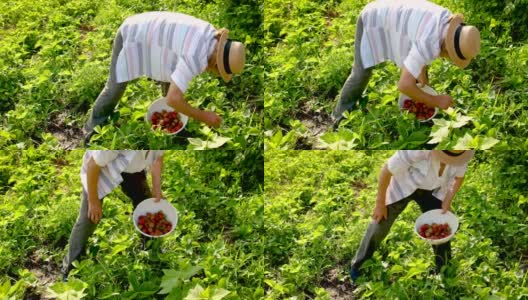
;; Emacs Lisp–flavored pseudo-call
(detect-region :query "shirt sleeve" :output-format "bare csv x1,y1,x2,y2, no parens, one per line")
170,57,200,93
387,150,428,176
455,163,468,177
170,31,211,93
91,151,119,167
403,40,439,79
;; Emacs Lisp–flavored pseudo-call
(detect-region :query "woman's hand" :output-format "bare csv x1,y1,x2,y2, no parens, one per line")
153,192,163,203
441,199,452,214
87,197,103,224
201,111,222,128
372,204,387,223
434,95,454,109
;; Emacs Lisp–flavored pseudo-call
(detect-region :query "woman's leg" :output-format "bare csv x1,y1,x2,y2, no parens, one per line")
332,16,374,126
413,190,452,272
83,29,128,141
351,198,411,271
62,190,103,276
120,171,152,207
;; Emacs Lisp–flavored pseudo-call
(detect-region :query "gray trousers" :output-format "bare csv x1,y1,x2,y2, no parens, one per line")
83,30,171,134
351,189,452,272
62,171,152,274
332,16,374,121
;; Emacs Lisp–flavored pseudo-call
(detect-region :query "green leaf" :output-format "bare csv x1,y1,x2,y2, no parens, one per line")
206,135,231,149
45,278,88,300
211,288,230,300
452,114,472,128
128,273,139,291
428,126,449,144
389,265,405,275
188,135,231,150
480,137,499,150
159,266,202,294
317,129,358,149
184,285,230,300
184,284,205,300
453,133,473,149
110,244,128,256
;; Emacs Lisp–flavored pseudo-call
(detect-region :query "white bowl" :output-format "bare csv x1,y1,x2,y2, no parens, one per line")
146,97,189,135
398,84,439,122
414,209,459,245
133,198,178,238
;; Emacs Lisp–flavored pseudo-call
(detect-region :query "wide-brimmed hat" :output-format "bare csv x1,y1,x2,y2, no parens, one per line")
216,29,246,82
445,14,480,69
432,150,475,166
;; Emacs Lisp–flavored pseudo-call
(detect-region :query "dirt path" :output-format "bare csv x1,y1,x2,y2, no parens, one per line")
22,248,63,298
46,111,84,149
319,267,359,300
295,101,333,149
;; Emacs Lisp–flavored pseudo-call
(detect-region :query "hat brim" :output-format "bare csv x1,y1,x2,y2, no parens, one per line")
432,150,475,166
216,30,233,82
445,14,471,69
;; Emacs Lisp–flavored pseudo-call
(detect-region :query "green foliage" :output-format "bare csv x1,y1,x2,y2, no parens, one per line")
45,278,88,300
0,150,263,299
264,150,528,299
264,0,528,149
0,0,263,150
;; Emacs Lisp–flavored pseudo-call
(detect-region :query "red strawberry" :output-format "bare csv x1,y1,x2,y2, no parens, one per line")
138,211,172,236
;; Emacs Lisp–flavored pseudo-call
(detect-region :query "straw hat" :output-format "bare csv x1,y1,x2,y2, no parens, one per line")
432,150,475,166
216,29,246,82
445,14,480,69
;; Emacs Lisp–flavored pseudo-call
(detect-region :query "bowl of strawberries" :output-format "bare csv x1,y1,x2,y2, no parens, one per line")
146,97,188,135
414,209,459,245
398,85,439,122
133,198,178,238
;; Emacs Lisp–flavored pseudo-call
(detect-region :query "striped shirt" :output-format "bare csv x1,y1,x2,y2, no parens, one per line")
385,151,468,205
359,0,450,79
80,150,165,199
115,12,217,93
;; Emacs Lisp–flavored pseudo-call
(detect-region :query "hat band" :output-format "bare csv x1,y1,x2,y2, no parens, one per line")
442,150,465,157
223,39,232,74
454,23,466,60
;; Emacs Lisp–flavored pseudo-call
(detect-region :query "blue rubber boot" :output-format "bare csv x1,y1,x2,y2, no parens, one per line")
350,266,360,282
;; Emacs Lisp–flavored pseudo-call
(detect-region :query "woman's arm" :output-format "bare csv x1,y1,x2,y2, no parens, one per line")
166,82,222,128
151,155,164,202
373,163,392,224
399,67,453,109
417,65,429,87
87,157,103,224
442,176,465,213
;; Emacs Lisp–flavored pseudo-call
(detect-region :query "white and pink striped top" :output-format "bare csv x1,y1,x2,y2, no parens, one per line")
385,151,468,205
359,0,451,79
80,150,165,199
115,12,217,93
